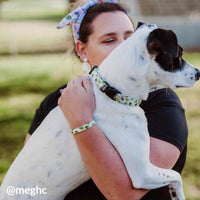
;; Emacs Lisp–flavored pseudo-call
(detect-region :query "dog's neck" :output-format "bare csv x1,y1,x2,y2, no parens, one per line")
97,27,156,101
90,66,142,107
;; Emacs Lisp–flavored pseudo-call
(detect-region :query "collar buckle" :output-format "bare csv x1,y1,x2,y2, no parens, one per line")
89,66,141,107
101,83,121,101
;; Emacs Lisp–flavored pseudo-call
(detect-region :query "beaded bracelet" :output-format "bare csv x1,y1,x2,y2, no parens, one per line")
70,120,96,134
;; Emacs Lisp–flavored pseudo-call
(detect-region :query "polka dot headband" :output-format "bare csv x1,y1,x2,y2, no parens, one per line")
57,0,120,44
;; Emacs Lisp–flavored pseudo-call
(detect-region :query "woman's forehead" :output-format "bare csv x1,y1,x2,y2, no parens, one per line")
91,11,134,36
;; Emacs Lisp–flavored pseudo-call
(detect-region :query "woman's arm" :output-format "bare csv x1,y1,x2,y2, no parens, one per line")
58,76,180,200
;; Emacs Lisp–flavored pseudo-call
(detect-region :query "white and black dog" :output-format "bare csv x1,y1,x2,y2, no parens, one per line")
0,23,199,200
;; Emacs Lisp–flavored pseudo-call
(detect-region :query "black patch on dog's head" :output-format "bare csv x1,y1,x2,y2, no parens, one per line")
147,29,184,72
136,22,145,29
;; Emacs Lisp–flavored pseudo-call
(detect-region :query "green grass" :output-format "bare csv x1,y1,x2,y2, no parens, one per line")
171,53,200,199
2,9,65,21
0,54,80,95
0,53,82,182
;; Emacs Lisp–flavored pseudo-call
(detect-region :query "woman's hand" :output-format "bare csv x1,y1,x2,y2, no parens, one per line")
58,75,95,129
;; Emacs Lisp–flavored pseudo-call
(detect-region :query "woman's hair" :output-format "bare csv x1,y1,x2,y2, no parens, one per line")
75,2,130,43
68,1,133,58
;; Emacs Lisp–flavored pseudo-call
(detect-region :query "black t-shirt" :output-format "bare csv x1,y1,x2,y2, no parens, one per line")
28,86,188,200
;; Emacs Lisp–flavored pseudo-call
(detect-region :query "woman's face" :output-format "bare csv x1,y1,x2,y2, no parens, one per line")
77,11,134,66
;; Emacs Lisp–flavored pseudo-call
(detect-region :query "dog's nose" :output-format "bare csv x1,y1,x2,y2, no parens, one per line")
195,68,200,80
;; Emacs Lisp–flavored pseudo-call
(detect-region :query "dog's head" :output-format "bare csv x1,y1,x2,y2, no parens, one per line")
136,22,200,89
99,22,199,100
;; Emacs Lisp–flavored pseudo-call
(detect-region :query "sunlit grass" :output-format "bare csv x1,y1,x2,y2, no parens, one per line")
0,21,71,54
0,54,81,94
1,0,67,21
0,53,82,184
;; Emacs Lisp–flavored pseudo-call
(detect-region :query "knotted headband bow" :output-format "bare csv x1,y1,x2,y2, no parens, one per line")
57,0,120,44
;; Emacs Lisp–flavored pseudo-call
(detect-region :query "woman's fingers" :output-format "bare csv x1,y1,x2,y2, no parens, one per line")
83,75,94,94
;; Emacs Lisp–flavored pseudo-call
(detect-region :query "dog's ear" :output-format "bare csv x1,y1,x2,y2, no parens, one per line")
178,44,183,56
147,29,184,72
147,29,164,56
136,22,145,30
147,39,162,56
147,29,178,57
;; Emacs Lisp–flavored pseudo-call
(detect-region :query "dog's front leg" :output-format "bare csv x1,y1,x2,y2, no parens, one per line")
104,111,185,200
135,163,185,200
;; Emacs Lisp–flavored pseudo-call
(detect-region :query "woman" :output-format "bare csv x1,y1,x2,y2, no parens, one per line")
25,0,188,199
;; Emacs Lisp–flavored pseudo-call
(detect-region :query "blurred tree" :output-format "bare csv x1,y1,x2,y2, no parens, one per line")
0,0,8,18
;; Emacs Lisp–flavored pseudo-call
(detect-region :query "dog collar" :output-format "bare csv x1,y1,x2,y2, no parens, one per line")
89,66,141,107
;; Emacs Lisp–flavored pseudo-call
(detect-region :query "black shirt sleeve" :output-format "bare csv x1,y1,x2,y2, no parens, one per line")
140,88,188,153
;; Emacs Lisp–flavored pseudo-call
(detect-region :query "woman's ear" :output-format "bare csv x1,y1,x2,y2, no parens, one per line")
75,40,87,61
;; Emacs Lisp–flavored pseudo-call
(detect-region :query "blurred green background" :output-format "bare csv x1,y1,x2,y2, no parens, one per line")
0,0,200,199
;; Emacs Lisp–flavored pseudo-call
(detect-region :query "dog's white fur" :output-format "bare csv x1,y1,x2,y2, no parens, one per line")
0,24,198,200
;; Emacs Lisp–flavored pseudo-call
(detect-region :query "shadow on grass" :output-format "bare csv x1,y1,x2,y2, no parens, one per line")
0,74,56,97
0,117,29,176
